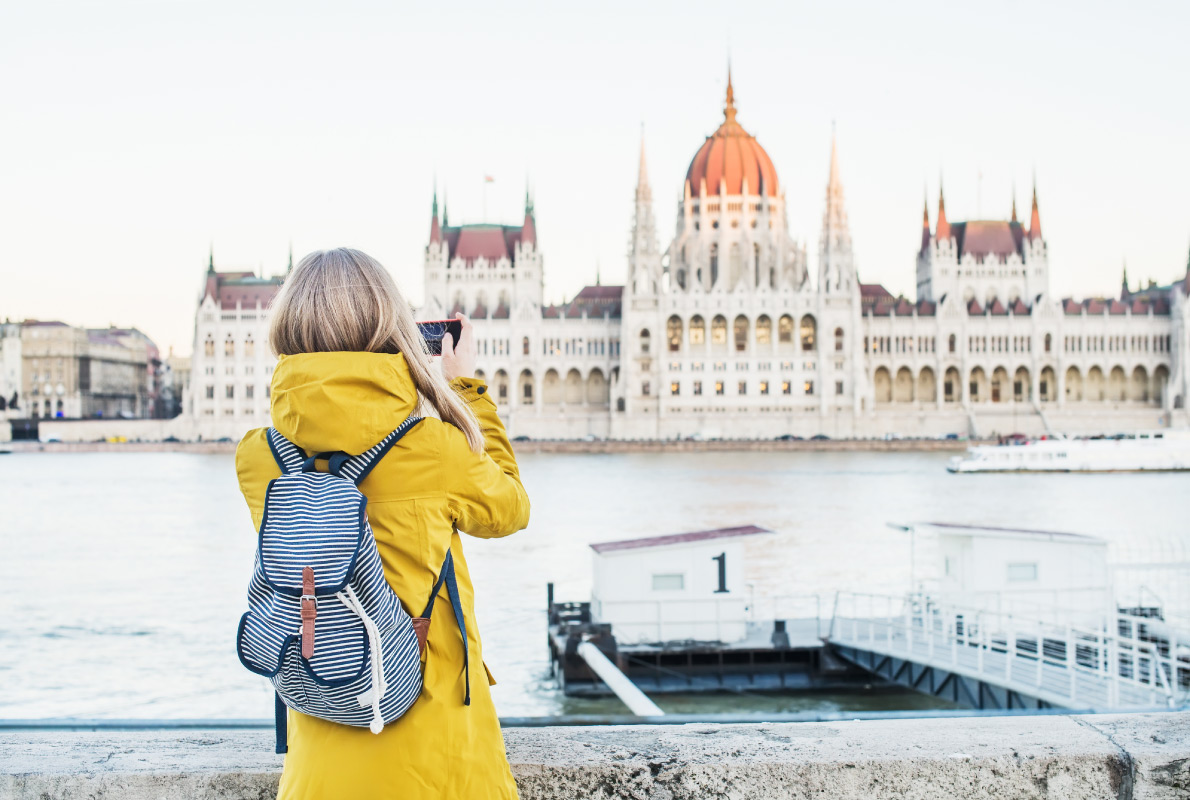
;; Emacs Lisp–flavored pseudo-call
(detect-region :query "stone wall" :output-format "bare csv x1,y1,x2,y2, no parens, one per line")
2,713,1187,799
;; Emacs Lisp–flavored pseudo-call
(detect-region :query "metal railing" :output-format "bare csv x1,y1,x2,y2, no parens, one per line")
829,592,1190,710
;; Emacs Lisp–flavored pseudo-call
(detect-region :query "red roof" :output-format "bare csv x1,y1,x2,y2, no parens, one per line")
951,221,1025,259
443,219,534,266
967,299,983,315
590,525,773,554
988,298,1007,316
685,75,778,198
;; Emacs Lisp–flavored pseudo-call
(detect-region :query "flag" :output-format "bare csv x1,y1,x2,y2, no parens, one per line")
484,175,495,183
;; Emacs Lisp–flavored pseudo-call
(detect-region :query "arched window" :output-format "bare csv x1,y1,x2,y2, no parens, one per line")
799,316,817,352
522,336,530,356
834,327,844,352
224,335,234,357
709,244,719,286
666,316,682,352
244,337,255,359
948,333,956,353
778,315,794,344
689,315,705,346
711,315,727,346
756,315,772,346
1044,333,1052,353
204,337,215,357
639,328,651,355
733,315,749,352
753,243,761,286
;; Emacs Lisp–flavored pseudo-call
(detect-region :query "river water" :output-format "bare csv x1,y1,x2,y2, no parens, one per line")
2,450,1187,719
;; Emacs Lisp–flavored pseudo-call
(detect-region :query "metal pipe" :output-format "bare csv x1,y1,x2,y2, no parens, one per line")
576,641,664,716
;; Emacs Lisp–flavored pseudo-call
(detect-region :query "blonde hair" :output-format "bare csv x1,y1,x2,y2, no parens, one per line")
269,247,483,453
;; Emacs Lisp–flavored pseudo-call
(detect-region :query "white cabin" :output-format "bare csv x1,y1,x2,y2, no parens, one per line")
589,525,775,645
914,522,1112,625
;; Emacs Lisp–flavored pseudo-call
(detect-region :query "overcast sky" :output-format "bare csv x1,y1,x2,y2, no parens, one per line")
2,0,1188,356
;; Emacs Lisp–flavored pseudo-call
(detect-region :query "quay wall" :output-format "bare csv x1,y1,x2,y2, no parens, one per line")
5,436,975,455
3,713,1188,799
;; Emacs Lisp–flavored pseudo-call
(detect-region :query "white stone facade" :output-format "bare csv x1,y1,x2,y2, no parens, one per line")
425,82,1190,440
186,258,283,439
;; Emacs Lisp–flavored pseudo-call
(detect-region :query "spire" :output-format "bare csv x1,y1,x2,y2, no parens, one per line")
287,241,293,273
921,189,931,252
936,180,951,241
635,126,652,205
1121,261,1130,301
596,259,602,286
819,129,855,293
724,63,737,125
1011,185,1018,223
1028,178,1042,241
521,187,537,246
208,243,214,273
442,190,449,227
430,186,442,244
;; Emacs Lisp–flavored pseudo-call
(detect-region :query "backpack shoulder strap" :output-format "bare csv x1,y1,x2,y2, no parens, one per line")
266,428,305,474
338,416,424,485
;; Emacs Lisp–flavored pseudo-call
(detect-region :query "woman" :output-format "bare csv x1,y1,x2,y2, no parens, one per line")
235,248,530,799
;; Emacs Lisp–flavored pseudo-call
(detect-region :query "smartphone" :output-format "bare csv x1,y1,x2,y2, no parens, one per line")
416,319,463,356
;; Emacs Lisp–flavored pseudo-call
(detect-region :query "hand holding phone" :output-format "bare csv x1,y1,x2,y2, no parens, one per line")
416,319,464,357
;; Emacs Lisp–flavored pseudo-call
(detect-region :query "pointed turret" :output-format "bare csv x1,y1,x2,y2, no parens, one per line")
1011,188,1018,223
442,190,449,227
818,129,855,293
920,192,931,252
1120,262,1130,301
287,241,294,273
936,182,951,242
1028,180,1042,241
521,186,536,246
208,243,215,273
635,128,652,205
430,187,441,244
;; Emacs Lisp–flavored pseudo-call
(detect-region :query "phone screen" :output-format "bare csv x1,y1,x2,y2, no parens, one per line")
416,319,463,356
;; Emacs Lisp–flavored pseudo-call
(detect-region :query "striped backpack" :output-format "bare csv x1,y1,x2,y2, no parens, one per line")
235,416,470,753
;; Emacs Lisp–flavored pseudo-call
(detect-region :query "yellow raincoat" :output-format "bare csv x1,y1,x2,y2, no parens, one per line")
235,351,529,800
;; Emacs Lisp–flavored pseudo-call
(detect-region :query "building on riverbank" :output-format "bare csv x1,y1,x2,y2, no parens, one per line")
12,320,162,422
417,72,1190,440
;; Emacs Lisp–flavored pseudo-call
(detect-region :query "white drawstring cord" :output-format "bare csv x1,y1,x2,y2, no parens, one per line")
337,586,387,734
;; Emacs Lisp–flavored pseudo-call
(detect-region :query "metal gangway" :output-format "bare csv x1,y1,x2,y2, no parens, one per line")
826,592,1190,711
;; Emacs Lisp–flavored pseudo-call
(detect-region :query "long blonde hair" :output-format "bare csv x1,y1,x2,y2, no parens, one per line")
269,247,483,453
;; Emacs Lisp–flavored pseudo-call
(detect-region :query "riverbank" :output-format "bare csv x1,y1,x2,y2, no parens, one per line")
2,712,1186,799
2,437,973,455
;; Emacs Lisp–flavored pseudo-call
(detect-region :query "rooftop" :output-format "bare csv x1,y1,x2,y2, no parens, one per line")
590,524,773,554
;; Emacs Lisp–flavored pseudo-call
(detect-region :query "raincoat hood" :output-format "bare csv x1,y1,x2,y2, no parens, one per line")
269,351,420,454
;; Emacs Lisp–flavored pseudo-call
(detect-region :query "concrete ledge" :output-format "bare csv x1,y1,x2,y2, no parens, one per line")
1,713,1187,799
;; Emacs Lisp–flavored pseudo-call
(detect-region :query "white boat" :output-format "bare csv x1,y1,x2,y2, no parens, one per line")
947,430,1190,473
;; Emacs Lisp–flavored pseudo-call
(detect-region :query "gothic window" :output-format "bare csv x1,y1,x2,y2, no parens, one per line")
834,327,844,352
711,316,727,346
709,244,719,286
799,316,817,352
666,316,683,352
204,337,215,357
523,336,530,356
733,316,749,352
948,333,956,353
225,384,234,399
1044,333,1052,353
224,337,234,357
642,381,651,396
753,244,761,286
245,337,255,359
778,315,794,344
756,315,771,346
639,329,651,355
689,315,705,346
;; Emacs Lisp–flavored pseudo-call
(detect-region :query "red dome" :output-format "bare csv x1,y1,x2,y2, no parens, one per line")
685,76,779,198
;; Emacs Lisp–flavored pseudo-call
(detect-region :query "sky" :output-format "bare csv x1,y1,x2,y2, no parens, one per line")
2,0,1188,356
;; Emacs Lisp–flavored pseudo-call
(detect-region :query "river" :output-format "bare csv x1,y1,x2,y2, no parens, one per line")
2,449,1186,719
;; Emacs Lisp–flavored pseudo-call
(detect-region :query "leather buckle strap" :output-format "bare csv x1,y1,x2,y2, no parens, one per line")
300,566,317,659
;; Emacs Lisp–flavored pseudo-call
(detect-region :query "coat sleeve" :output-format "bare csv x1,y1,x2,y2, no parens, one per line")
443,376,531,539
